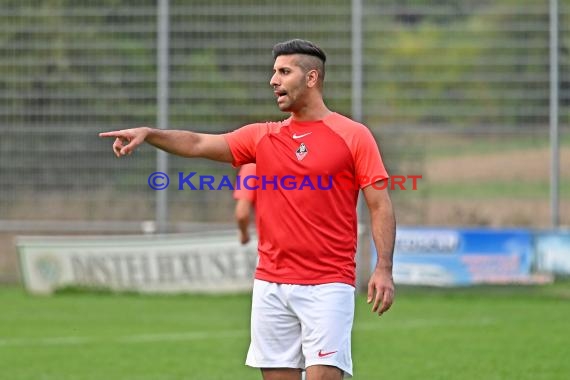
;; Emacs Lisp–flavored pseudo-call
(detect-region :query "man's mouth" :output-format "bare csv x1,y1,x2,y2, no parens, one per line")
274,90,287,102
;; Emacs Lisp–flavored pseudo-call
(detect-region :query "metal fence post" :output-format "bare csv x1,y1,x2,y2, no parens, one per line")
352,0,370,293
550,0,560,228
156,0,170,233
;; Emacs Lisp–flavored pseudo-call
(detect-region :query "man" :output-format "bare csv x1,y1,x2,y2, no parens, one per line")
100,39,396,380
234,163,257,245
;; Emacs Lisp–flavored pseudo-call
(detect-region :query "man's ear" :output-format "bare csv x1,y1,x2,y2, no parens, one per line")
306,69,319,88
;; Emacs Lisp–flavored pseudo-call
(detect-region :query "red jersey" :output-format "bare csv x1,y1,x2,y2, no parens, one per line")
233,163,257,204
224,112,388,286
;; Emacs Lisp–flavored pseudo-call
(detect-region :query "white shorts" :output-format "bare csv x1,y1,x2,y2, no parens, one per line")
246,279,355,377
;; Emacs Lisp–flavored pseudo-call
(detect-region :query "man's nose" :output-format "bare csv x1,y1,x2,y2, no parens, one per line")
269,73,278,87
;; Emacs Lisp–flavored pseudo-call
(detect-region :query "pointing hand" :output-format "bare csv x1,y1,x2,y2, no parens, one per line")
99,127,150,158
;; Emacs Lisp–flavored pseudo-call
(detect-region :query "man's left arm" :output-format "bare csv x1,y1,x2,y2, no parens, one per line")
362,182,396,316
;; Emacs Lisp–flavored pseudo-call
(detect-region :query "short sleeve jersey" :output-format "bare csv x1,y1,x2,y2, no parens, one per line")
233,163,257,204
223,112,388,286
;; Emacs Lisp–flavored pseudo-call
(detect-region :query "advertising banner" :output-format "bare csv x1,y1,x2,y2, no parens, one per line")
535,231,570,275
372,227,536,286
17,232,258,295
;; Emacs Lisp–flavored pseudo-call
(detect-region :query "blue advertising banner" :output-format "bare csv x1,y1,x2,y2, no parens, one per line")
535,231,570,275
371,227,535,286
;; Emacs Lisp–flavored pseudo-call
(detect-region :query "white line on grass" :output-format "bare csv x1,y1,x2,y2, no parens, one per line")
0,330,249,348
119,330,247,343
356,316,496,331
0,317,497,348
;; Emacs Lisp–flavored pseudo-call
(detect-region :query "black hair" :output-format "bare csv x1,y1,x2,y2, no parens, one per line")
272,39,326,63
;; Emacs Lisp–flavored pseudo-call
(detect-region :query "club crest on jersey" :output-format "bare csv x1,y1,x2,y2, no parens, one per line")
296,143,308,161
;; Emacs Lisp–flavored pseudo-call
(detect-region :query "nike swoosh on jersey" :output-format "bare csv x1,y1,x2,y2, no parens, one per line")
292,132,312,139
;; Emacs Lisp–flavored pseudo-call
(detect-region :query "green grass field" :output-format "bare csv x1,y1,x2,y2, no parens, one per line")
1,283,569,380
422,133,570,159
422,179,570,200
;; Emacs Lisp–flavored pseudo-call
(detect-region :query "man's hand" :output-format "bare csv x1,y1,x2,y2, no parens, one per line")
99,127,150,157
239,230,251,245
367,266,395,316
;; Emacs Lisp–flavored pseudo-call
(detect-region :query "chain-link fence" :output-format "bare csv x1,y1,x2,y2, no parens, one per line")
1,0,569,280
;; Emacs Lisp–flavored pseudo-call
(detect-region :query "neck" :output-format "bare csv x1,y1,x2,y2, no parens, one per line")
290,97,331,121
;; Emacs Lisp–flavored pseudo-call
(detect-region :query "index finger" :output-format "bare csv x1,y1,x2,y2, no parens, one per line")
372,288,383,313
99,131,124,138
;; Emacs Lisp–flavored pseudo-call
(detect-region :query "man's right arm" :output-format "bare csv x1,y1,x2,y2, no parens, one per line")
234,198,253,245
99,127,234,163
